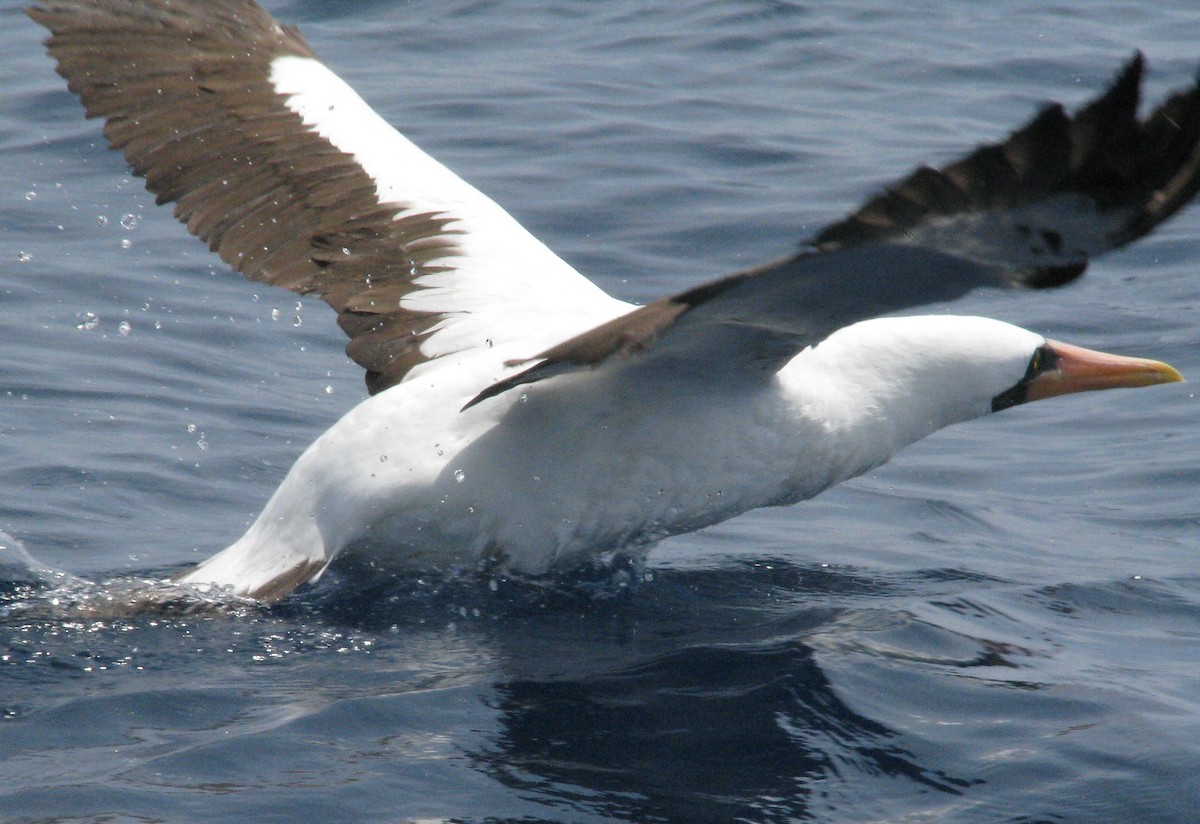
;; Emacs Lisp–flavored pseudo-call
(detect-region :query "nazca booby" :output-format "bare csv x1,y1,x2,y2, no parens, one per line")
28,0,1199,601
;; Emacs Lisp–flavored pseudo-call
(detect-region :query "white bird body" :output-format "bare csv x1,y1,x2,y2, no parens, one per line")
27,1,1199,600
192,316,1045,594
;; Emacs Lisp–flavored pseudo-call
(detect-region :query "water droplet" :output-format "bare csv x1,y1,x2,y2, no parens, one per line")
485,338,493,348
186,423,197,434
324,385,333,395
518,392,528,403
95,214,108,226
119,213,139,231
24,191,36,201
341,247,351,256
488,578,499,592
76,311,100,331
270,308,280,321
16,251,31,263
379,454,388,463
292,316,302,327
118,321,131,336
120,238,132,249
154,320,162,330
453,469,465,483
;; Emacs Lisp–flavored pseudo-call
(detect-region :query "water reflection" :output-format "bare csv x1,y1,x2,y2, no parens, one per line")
1,557,1028,822
479,635,974,822
443,561,981,820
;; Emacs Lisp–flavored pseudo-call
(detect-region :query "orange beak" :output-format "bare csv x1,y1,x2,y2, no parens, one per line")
1027,340,1184,402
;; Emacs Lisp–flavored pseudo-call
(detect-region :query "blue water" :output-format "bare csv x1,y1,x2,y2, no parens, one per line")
2,1,1199,821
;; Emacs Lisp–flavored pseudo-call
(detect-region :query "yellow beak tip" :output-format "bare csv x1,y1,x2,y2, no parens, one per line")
1156,363,1184,385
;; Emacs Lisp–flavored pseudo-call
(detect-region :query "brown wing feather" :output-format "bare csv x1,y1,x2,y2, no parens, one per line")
29,0,464,394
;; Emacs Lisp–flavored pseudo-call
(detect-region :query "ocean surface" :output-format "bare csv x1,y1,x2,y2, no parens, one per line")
2,1,1199,821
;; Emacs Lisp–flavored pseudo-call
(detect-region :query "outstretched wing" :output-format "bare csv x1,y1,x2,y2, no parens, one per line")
469,54,1200,408
29,0,630,395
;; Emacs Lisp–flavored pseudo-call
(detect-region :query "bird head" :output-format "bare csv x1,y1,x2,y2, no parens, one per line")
805,315,1182,445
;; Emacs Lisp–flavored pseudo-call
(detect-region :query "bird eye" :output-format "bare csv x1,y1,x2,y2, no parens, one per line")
1027,344,1060,379
1018,347,1046,384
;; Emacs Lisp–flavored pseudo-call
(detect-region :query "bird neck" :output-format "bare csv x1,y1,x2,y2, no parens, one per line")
776,318,1008,487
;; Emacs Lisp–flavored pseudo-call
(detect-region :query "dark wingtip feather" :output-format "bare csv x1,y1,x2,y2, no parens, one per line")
1019,260,1088,290
28,0,463,397
812,51,1200,286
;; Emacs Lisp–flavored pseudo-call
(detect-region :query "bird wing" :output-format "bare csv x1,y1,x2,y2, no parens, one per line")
29,0,630,395
467,54,1200,408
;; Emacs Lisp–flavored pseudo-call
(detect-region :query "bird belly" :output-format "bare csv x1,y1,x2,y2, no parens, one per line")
329,372,831,575
233,357,859,591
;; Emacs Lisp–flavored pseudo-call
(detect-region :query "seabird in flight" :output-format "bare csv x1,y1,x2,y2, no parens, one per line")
28,0,1199,600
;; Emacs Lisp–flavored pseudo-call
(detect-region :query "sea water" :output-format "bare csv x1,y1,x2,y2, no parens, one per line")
2,1,1199,821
